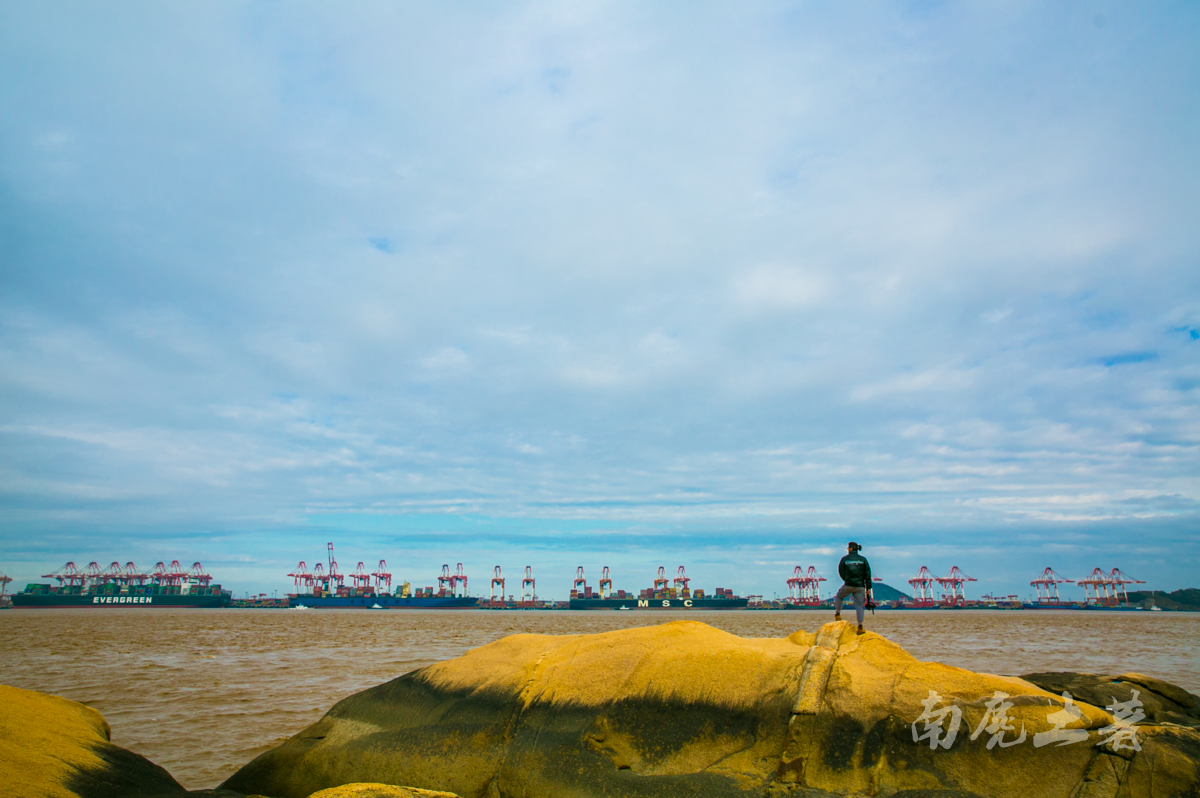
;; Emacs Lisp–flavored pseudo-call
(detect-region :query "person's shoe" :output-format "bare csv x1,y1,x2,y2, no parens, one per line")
856,625,865,635
834,612,841,621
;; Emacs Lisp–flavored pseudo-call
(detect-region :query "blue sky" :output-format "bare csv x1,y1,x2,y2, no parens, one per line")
1,2,1198,600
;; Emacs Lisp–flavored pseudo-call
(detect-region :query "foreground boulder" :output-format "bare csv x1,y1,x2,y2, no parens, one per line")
308,786,459,798
1021,671,1200,728
222,620,1200,798
0,684,192,798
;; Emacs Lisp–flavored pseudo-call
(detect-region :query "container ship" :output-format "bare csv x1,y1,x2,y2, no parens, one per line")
568,566,749,610
286,546,478,609
13,560,231,608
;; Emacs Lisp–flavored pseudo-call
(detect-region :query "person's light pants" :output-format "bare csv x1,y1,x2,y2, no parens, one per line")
834,585,866,625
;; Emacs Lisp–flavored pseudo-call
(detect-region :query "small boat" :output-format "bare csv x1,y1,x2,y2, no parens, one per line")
289,604,310,611
617,605,632,611
372,603,383,609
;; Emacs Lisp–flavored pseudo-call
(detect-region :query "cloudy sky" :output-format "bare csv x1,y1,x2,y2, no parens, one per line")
2,2,1198,599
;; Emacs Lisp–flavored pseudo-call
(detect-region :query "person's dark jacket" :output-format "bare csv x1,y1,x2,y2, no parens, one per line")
838,552,872,588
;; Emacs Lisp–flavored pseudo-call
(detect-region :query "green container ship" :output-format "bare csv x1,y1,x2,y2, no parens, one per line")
12,560,232,608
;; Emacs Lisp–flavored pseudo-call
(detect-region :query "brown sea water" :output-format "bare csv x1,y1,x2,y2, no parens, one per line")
1,607,1197,791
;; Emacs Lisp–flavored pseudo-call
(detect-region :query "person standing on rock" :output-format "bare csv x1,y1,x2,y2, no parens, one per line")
834,541,872,635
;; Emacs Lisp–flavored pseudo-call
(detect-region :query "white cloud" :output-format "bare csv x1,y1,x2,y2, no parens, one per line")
734,265,829,311
0,2,1198,595
421,347,470,371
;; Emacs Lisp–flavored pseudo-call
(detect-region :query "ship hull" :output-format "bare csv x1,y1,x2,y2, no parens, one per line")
13,594,230,608
569,597,749,610
288,595,479,609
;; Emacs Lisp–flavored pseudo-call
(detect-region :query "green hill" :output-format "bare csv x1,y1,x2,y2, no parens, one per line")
870,582,912,602
1124,588,1200,610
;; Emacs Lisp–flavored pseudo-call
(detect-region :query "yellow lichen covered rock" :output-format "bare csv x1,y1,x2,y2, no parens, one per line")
221,620,1200,798
307,784,460,798
0,684,186,798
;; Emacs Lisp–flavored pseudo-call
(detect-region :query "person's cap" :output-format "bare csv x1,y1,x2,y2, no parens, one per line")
848,541,860,550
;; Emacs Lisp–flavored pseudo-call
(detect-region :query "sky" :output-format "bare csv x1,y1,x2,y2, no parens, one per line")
1,2,1198,600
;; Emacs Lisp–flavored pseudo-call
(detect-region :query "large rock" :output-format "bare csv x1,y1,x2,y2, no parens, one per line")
1020,672,1200,728
0,684,187,798
222,620,1200,798
308,786,459,798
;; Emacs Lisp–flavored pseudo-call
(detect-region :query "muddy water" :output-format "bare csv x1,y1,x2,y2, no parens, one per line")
1,608,1197,790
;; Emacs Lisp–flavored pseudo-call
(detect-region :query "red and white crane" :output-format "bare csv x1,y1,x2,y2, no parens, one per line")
148,562,173,586
122,562,148,586
310,563,328,591
907,566,936,606
599,566,613,599
326,546,343,588
80,562,105,588
573,566,588,597
438,564,452,597
166,561,188,586
799,566,826,604
490,566,505,605
521,566,536,603
936,567,976,606
449,563,467,597
100,562,124,584
184,562,212,587
288,561,313,591
1077,568,1114,604
1030,567,1073,604
349,561,373,590
653,566,669,593
372,560,392,591
673,566,690,594
42,562,86,588
787,566,803,601
1107,568,1145,605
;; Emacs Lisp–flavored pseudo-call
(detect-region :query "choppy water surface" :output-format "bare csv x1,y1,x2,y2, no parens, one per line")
1,608,1197,790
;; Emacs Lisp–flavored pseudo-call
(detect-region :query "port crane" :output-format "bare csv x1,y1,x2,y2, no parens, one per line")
372,560,392,591
1107,568,1144,604
521,566,536,603
907,566,937,607
935,567,975,606
288,561,314,591
449,563,468,597
490,566,505,606
793,566,826,605
122,562,148,586
1030,567,1073,604
599,566,612,599
1078,568,1114,604
184,563,212,588
42,562,86,588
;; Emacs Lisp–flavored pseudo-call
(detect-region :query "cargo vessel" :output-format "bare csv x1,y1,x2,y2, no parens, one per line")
285,546,479,609
567,565,749,610
289,594,479,609
14,559,231,608
14,589,230,608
